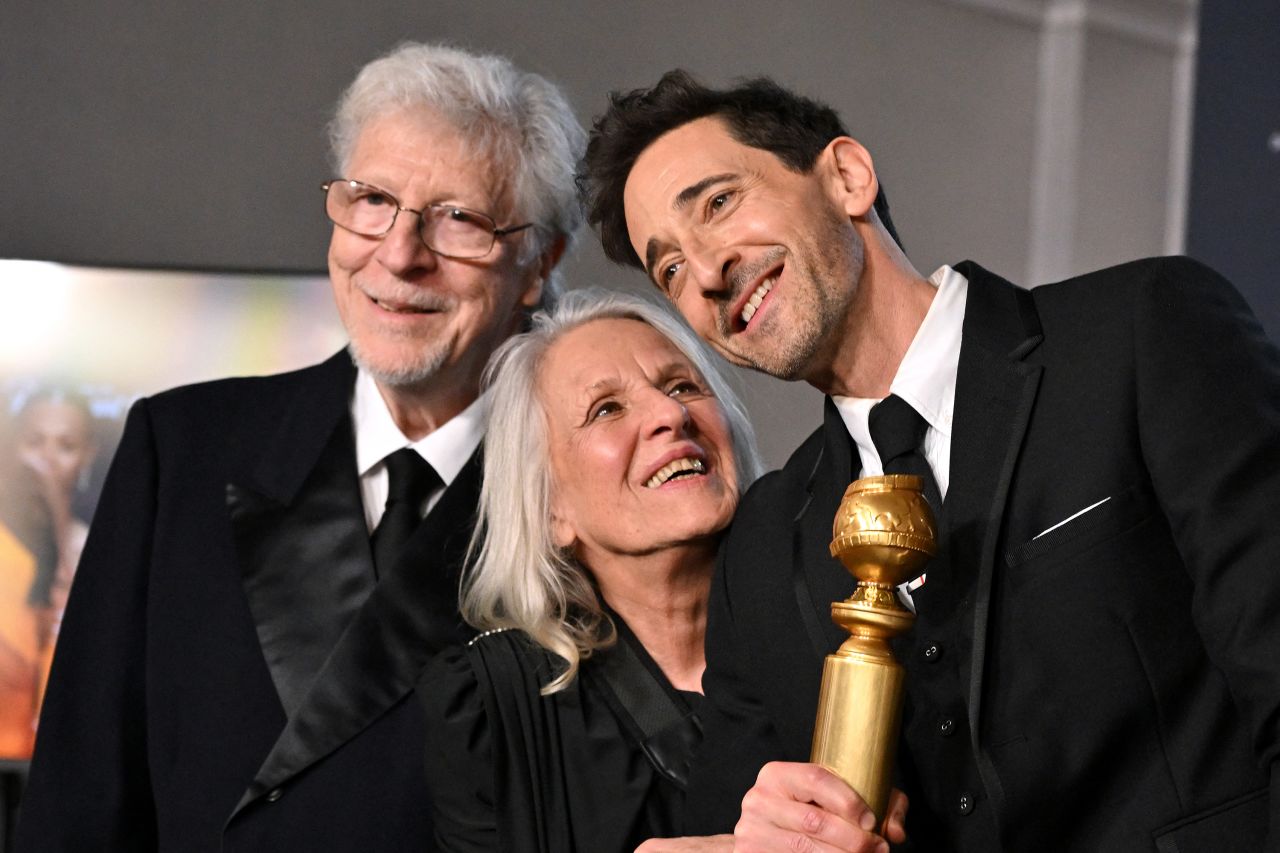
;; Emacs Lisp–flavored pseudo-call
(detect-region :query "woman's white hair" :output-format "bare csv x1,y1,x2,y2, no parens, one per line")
463,288,765,693
329,42,585,303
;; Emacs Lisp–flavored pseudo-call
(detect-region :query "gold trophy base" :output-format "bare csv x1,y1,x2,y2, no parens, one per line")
810,585,914,821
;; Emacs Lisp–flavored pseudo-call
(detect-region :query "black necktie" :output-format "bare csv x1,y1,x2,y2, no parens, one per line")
868,393,943,514
370,448,438,579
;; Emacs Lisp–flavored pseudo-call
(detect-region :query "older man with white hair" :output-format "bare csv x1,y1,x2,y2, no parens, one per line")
17,42,583,852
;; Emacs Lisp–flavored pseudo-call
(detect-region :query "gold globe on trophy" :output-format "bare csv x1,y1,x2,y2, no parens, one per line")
810,474,936,822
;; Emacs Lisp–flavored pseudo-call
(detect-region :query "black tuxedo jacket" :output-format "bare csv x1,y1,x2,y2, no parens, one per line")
16,351,480,852
686,258,1280,852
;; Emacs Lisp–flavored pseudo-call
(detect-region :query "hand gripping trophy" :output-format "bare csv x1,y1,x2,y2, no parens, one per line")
810,474,937,823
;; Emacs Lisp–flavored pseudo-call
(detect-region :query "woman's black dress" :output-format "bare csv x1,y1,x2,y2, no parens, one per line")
419,620,703,852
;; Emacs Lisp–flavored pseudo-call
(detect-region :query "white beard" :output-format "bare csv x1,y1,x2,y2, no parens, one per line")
349,336,451,388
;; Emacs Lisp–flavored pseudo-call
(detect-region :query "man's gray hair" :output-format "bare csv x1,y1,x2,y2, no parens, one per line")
329,42,585,302
462,288,765,693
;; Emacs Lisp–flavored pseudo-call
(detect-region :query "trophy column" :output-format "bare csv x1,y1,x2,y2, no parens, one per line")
810,474,936,822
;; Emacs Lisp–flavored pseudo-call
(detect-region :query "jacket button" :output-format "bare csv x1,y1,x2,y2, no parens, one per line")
957,793,974,815
923,643,942,662
939,717,956,737
265,788,283,803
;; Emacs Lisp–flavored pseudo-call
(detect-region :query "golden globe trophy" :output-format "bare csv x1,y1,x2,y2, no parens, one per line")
810,474,937,822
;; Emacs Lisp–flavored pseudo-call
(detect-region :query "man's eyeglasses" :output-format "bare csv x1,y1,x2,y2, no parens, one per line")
322,179,534,260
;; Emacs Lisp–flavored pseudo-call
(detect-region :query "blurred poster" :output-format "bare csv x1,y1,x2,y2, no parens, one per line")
0,259,345,760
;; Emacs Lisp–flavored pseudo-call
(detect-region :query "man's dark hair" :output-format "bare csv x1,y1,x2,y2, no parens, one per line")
579,70,902,270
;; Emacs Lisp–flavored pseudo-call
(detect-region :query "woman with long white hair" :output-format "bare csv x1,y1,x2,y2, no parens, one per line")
419,288,763,851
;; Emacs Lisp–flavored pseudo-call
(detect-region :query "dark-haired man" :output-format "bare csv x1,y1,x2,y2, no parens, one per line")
581,71,1280,852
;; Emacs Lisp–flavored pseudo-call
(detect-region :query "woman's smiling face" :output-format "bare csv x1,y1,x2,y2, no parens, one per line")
539,317,740,569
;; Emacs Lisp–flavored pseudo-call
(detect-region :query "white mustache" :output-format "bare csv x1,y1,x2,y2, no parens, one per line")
359,284,453,312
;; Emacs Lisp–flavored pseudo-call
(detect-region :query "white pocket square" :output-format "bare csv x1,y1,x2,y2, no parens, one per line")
1032,496,1112,541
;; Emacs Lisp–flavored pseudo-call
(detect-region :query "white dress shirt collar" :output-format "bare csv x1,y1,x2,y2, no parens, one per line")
351,368,487,531
831,264,968,498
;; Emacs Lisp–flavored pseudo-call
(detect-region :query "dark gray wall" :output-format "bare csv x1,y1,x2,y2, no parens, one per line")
4,0,1030,275
1186,1,1280,342
4,0,1043,465
1,0,1221,466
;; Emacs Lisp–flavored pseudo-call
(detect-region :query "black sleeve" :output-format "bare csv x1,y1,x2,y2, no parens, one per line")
682,543,787,835
16,399,160,850
420,644,499,853
1130,258,1280,849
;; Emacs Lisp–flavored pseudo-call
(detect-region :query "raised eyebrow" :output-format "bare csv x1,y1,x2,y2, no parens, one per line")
643,173,738,280
644,237,664,282
582,377,622,404
579,383,623,423
674,173,736,210
659,360,707,385
348,178,395,196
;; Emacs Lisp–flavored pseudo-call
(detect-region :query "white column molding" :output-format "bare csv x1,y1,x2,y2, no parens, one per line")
941,0,1196,49
937,0,1199,279
1163,13,1198,254
1027,4,1086,284
1087,0,1198,50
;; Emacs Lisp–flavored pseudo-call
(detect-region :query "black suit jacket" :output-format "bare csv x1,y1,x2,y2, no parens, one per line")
686,258,1280,852
16,351,480,852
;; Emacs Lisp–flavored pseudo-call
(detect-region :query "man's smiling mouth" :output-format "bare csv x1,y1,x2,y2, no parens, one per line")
740,276,776,326
365,290,447,314
724,249,787,334
374,298,429,313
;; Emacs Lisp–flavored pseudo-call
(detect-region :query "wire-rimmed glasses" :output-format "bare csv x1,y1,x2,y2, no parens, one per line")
322,179,533,260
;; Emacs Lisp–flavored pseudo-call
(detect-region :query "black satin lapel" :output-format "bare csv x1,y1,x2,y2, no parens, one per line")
227,416,373,720
949,349,1040,723
232,451,482,814
946,267,1043,816
794,399,860,658
247,351,358,505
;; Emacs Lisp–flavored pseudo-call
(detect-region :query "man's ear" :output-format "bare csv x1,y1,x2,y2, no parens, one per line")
822,137,878,219
540,233,568,275
521,234,568,308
